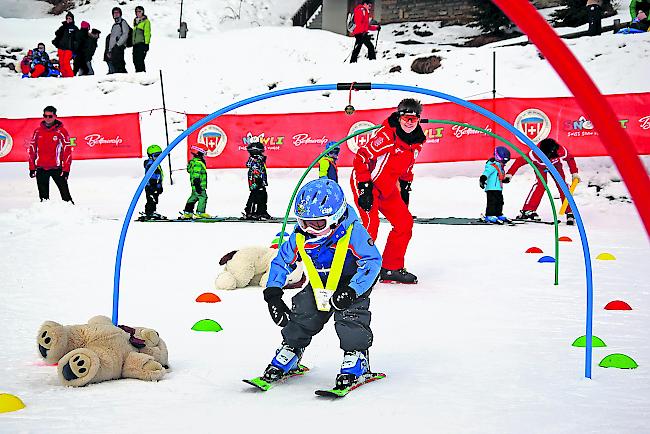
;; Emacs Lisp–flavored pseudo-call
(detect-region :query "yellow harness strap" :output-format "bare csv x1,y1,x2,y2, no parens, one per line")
295,223,354,311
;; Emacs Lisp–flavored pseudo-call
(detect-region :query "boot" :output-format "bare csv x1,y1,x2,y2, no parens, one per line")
335,350,369,389
517,210,540,221
262,343,304,382
379,268,418,284
566,213,575,226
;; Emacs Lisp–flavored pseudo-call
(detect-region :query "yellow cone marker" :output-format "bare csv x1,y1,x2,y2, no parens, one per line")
596,252,616,260
0,393,25,413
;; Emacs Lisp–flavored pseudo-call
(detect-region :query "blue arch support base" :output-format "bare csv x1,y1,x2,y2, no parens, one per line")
112,83,594,379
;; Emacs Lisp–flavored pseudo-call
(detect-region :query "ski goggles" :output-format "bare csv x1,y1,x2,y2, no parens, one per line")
399,114,420,123
297,217,328,234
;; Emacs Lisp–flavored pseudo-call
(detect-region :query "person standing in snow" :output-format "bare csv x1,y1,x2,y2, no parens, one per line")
505,138,580,225
630,0,650,31
52,11,78,77
132,5,151,72
586,0,603,36
73,21,91,76
349,0,380,63
106,7,131,74
182,143,210,219
479,146,512,224
140,144,165,220
243,140,271,220
350,98,425,284
28,106,74,203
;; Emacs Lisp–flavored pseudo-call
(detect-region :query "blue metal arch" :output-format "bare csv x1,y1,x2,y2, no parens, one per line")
112,83,594,378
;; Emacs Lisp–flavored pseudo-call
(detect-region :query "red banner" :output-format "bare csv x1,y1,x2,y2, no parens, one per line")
187,92,650,168
0,113,142,163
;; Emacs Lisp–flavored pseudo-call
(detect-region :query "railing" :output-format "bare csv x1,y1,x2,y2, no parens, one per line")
292,0,323,27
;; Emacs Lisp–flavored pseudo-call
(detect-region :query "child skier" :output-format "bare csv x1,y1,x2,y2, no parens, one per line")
141,144,165,220
182,143,210,219
318,141,340,182
258,178,382,391
243,141,271,220
479,146,511,224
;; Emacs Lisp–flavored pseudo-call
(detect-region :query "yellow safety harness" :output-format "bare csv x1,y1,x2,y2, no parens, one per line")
295,224,354,312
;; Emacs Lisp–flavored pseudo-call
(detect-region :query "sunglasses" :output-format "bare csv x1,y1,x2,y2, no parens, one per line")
43,114,55,118
400,114,420,123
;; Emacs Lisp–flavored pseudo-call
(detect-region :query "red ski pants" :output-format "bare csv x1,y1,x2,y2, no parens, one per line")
58,49,73,78
351,177,413,270
523,166,572,213
31,64,46,78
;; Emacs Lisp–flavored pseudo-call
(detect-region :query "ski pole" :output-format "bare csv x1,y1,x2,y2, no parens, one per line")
374,27,381,52
560,177,580,215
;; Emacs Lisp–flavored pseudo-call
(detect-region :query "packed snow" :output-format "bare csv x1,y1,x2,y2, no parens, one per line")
1,1,649,433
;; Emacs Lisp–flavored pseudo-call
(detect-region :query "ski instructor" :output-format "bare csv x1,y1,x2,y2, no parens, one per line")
349,0,380,63
350,98,426,284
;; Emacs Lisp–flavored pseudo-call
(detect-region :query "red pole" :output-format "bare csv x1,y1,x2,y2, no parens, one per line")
491,0,650,237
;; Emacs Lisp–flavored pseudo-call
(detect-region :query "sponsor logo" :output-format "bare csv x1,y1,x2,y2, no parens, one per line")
639,115,650,130
292,134,329,147
346,121,376,154
242,132,284,151
198,125,228,157
0,128,14,158
84,134,125,148
563,115,596,137
451,124,492,139
423,126,444,144
514,108,552,144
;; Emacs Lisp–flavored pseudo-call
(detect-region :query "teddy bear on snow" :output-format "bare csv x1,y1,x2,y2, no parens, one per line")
36,315,168,387
214,246,305,290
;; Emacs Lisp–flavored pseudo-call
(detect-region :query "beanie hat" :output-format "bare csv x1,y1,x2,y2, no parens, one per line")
80,21,90,29
65,11,74,20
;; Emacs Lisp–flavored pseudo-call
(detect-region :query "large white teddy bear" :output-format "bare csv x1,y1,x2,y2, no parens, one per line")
215,246,305,290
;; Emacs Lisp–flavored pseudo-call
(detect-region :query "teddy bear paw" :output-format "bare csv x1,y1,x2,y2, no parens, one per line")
138,329,160,347
58,348,100,387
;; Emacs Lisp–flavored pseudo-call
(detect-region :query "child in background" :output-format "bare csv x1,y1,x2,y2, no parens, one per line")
182,143,210,219
318,141,340,182
20,50,33,77
243,140,271,220
479,146,511,224
139,144,165,220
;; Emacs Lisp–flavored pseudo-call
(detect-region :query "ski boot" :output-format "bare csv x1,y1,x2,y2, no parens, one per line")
497,215,513,224
335,350,369,389
483,215,503,225
262,343,304,383
516,210,541,221
195,212,212,219
566,213,575,226
379,268,418,284
180,211,195,220
241,212,260,221
258,212,273,220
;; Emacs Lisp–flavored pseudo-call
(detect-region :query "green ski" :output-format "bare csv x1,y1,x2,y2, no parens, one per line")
315,372,386,398
243,365,309,391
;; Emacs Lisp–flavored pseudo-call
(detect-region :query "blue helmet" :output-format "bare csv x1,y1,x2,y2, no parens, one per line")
294,178,347,237
325,141,340,158
494,146,511,164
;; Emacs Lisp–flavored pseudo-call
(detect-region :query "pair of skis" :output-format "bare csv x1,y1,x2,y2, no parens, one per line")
242,366,386,398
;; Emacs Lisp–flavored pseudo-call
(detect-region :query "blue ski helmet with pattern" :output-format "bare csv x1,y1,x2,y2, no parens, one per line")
325,141,340,158
494,146,511,164
294,178,347,237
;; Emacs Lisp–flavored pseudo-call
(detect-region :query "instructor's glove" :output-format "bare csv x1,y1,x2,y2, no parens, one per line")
572,173,581,182
503,174,512,184
399,179,411,205
193,178,203,194
29,170,36,178
479,175,487,189
330,286,357,311
61,171,69,180
263,286,289,327
357,181,373,212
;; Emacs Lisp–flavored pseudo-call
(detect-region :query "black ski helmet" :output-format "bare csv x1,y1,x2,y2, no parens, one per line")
247,141,264,155
396,98,422,117
539,138,559,157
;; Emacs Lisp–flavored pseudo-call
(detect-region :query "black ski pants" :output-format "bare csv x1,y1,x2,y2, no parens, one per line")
144,186,162,215
36,168,73,203
245,188,268,216
350,33,376,63
281,283,373,352
132,43,148,72
110,45,127,73
485,190,504,217
587,4,602,36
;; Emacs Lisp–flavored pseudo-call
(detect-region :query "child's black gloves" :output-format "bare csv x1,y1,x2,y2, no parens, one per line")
357,181,373,212
479,175,487,189
330,287,357,311
399,180,411,205
263,286,289,327
193,178,203,194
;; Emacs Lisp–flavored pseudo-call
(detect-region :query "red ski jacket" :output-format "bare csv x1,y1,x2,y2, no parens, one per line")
507,144,578,176
28,120,73,172
352,4,378,36
351,115,424,195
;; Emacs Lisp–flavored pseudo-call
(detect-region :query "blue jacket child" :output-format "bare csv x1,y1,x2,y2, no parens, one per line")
318,141,340,182
141,144,164,219
260,178,382,390
479,146,511,223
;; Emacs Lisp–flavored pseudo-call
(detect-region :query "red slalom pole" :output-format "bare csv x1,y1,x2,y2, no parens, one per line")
491,0,650,237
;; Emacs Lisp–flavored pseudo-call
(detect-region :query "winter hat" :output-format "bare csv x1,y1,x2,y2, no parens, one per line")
80,21,90,29
539,138,559,157
65,11,74,20
91,28,101,36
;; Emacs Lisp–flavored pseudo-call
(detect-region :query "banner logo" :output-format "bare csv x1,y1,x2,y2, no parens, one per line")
639,115,650,130
346,121,376,154
84,134,125,148
514,109,551,144
198,125,228,157
0,128,13,158
292,133,329,147
243,132,284,149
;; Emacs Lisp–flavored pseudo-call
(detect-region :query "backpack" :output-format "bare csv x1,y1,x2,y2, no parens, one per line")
123,21,134,48
346,12,356,34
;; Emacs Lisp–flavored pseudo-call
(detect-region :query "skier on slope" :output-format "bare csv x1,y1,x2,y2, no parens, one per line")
479,146,512,224
243,140,271,220
350,98,425,284
140,144,165,220
259,178,382,390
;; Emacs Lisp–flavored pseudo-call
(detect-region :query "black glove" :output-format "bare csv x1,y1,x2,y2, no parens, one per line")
503,174,512,184
263,286,289,327
330,287,357,311
357,181,373,212
479,175,487,189
144,44,149,52
399,179,411,205
193,178,203,194
29,170,36,178
61,171,69,180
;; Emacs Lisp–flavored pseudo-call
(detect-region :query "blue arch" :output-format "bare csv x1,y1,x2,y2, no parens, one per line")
113,83,593,378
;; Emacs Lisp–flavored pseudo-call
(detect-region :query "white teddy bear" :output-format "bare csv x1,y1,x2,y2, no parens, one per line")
215,246,305,290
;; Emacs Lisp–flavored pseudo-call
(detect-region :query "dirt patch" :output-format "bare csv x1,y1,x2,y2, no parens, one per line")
463,32,523,47
411,55,441,74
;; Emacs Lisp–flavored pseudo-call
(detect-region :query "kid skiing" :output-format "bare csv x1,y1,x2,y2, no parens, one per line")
318,141,340,182
243,140,271,220
140,144,165,220
258,178,382,391
182,143,210,218
479,146,511,224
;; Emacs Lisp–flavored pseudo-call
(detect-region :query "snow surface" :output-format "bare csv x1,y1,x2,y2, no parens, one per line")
1,1,649,433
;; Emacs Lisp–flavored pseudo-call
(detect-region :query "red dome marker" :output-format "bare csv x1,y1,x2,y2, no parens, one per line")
604,300,632,310
196,292,221,303
526,247,543,253
559,236,572,242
